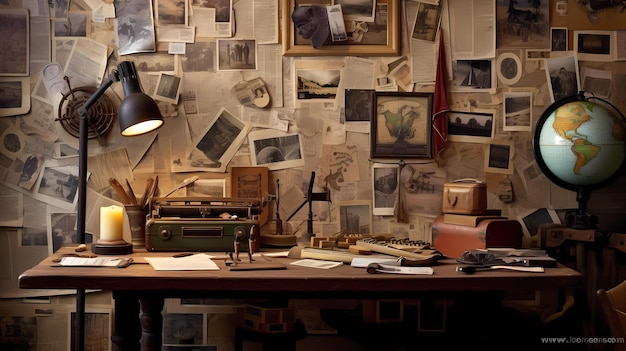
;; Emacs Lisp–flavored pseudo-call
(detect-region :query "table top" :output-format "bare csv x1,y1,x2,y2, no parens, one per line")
19,246,583,298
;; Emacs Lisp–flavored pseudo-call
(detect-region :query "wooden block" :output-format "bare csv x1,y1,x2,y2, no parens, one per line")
318,241,336,249
349,245,371,255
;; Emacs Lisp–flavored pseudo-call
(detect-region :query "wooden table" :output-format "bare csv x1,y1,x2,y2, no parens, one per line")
19,247,583,351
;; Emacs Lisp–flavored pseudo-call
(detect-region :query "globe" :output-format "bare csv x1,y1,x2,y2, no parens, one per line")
533,93,626,228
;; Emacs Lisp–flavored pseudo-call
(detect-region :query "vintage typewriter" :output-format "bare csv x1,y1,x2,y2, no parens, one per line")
145,197,261,253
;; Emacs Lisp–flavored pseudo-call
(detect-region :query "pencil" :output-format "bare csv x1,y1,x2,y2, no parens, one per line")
139,178,154,209
125,179,138,205
109,178,133,204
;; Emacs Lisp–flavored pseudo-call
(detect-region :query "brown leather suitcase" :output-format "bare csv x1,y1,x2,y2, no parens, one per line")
431,214,523,258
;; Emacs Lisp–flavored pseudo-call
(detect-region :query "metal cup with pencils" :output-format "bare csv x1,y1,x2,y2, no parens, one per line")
109,176,159,251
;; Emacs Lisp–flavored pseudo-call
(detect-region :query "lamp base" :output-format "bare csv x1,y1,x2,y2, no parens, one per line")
92,240,133,255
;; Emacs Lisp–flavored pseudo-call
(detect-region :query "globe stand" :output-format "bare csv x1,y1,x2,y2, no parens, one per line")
565,188,598,230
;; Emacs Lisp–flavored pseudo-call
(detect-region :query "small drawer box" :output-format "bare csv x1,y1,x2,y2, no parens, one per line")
442,179,487,215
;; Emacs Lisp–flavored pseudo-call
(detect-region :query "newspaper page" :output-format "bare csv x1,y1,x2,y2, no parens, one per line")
336,57,376,109
63,37,109,88
448,0,495,59
191,0,233,38
24,0,52,75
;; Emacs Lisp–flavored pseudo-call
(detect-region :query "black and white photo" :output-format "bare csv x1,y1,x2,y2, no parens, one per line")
372,163,398,216
496,0,550,49
293,59,343,107
162,313,204,345
545,53,580,102
0,78,30,116
190,108,250,168
34,165,80,209
450,59,496,93
337,200,371,235
115,0,157,55
334,0,376,22
248,130,304,171
53,12,89,37
154,73,182,104
217,39,256,71
0,9,29,76
485,141,514,174
551,27,568,51
412,2,442,42
496,52,522,86
574,30,614,62
503,92,532,132
447,110,495,143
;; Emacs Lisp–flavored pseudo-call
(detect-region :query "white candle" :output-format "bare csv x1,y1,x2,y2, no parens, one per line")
100,205,123,241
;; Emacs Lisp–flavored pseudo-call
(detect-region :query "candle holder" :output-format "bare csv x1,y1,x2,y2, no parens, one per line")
92,239,133,255
94,205,132,255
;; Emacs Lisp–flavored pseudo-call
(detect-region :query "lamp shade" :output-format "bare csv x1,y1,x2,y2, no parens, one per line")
117,61,164,136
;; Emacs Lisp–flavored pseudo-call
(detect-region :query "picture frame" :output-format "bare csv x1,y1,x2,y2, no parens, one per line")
371,92,433,159
282,0,399,57
446,109,495,144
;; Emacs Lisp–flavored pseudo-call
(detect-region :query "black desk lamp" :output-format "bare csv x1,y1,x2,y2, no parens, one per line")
74,61,163,351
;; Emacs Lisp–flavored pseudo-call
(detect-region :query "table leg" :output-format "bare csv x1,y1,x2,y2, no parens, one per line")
140,297,164,351
111,294,141,351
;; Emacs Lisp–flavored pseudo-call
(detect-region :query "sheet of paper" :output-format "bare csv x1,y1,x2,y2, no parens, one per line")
60,257,129,267
145,253,220,271
290,259,343,269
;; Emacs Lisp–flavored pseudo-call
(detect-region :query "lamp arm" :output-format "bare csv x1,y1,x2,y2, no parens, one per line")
76,70,119,244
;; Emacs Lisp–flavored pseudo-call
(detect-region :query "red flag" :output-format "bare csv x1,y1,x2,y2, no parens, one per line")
432,31,449,159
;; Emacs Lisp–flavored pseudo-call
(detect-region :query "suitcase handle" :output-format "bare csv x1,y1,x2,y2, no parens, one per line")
447,195,458,206
452,178,483,184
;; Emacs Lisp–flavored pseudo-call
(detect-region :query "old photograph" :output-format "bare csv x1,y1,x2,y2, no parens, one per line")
295,67,341,105
0,9,29,76
344,89,374,122
496,0,550,49
412,2,442,42
503,92,532,132
446,110,495,143
131,52,178,74
53,12,89,37
190,108,250,167
545,54,580,102
248,130,304,171
34,164,80,210
574,30,614,62
115,0,157,55
450,60,495,93
217,39,256,71
372,163,398,216
496,52,522,86
551,27,567,51
338,201,371,235
154,73,182,104
181,40,215,72
0,78,30,116
156,0,188,26
163,313,204,345
49,212,77,254
485,141,514,174
334,0,376,22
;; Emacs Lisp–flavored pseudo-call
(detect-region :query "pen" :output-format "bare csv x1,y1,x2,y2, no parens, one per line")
173,252,194,258
117,258,134,268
